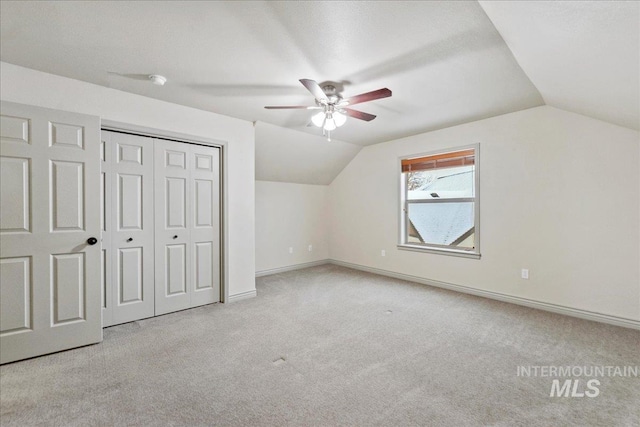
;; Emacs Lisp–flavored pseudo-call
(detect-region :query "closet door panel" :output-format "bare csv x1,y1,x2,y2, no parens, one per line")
189,145,220,307
118,247,143,303
118,174,143,230
165,177,187,228
154,140,191,315
107,131,155,325
100,132,113,326
194,241,213,290
165,244,187,295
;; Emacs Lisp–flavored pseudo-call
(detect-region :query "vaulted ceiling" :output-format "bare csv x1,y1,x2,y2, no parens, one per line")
1,1,638,184
480,1,639,131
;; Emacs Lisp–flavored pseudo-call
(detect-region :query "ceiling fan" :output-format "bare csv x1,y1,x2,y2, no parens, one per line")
265,79,392,141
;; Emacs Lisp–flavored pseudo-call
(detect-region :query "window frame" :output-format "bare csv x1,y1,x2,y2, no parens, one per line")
397,143,481,259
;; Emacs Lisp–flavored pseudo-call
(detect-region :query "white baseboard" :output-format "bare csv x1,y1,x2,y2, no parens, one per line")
227,289,257,303
255,259,330,278
329,259,640,330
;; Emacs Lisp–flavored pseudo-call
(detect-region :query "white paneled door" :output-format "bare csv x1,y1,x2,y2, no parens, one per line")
0,101,102,364
101,131,155,326
154,140,220,315
189,144,221,308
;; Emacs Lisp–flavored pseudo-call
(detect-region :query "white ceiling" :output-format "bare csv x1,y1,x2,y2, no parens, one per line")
0,0,543,146
1,1,637,185
479,1,639,131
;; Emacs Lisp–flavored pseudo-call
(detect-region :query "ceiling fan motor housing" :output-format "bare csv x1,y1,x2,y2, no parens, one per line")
321,84,342,104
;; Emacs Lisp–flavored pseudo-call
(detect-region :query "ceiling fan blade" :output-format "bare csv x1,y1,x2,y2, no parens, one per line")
299,79,328,102
342,108,377,122
264,105,322,109
342,88,392,106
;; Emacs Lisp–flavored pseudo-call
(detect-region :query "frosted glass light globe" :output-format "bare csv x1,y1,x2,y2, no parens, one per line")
333,111,347,127
311,111,325,127
324,117,337,131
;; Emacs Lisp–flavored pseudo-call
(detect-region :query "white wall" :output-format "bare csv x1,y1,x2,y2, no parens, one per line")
329,106,640,320
0,62,256,299
255,181,329,273
255,121,361,185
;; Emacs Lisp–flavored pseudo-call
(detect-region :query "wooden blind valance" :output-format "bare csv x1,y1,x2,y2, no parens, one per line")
401,149,475,173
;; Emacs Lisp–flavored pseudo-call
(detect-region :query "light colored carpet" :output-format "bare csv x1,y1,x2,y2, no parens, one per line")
1,264,638,426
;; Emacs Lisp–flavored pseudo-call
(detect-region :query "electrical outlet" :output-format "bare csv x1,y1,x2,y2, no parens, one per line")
381,249,386,257
308,245,312,252
521,269,529,279
289,247,293,254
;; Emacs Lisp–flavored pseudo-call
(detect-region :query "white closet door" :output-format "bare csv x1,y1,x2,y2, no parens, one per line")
100,132,113,326
154,140,191,315
154,140,220,315
104,131,155,325
0,101,101,364
190,144,220,307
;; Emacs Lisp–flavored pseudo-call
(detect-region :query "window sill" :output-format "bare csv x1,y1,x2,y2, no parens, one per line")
397,244,481,259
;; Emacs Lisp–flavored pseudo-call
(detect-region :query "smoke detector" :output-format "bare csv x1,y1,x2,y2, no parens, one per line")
149,75,167,86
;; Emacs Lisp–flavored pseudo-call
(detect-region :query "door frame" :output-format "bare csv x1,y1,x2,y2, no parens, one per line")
101,120,228,305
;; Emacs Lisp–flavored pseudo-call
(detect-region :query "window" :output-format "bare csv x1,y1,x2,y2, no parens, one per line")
399,145,479,258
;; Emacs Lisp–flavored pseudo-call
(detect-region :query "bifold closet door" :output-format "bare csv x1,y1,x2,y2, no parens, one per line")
189,144,221,308
154,140,220,315
101,131,155,326
1,101,101,364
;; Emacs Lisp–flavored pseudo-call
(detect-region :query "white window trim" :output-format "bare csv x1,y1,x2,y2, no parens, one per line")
397,143,481,259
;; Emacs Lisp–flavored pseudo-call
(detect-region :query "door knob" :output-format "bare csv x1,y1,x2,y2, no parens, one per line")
173,235,178,239
127,237,133,242
87,237,98,245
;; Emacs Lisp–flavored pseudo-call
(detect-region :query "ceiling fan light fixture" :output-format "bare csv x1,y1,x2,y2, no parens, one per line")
333,111,347,127
311,111,326,127
323,112,337,131
324,118,337,131
264,78,392,140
